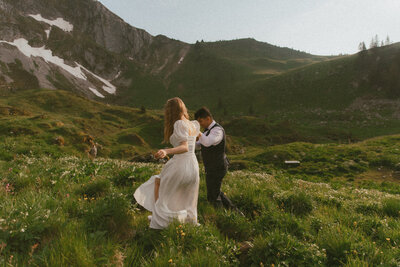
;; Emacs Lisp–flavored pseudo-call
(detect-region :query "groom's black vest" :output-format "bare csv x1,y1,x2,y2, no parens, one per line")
200,123,229,173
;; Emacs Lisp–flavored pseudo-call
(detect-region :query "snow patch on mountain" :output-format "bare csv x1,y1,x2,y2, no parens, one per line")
0,38,116,94
88,87,105,98
114,71,121,80
78,64,116,94
0,38,85,79
45,29,51,39
29,14,73,32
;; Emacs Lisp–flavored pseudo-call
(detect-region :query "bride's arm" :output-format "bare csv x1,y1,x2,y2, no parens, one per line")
155,141,188,159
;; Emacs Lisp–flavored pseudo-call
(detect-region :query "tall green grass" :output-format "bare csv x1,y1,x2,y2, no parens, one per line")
1,150,399,266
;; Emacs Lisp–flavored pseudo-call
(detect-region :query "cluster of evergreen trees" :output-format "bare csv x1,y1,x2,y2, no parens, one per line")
358,35,392,51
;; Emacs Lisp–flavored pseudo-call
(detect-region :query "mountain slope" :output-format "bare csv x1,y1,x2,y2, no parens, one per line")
2,0,399,139
0,0,332,109
243,42,400,112
0,0,189,100
121,39,329,110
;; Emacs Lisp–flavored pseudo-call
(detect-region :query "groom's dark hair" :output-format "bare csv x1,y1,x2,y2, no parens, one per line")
195,107,213,119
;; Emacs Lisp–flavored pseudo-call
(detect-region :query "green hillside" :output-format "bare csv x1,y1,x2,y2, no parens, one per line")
1,88,399,165
123,41,400,123
153,39,330,111
0,89,164,160
244,43,400,112
200,38,327,74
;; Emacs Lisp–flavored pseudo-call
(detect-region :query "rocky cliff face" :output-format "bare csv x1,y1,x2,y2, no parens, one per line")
0,0,154,56
0,0,189,99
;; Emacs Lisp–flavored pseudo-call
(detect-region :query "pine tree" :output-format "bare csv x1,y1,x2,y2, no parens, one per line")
362,42,366,50
385,35,391,46
358,42,366,51
370,35,379,48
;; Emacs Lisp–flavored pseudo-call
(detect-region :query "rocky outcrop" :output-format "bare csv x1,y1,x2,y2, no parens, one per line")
0,0,190,99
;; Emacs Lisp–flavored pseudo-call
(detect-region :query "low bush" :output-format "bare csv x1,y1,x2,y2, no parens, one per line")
84,191,132,237
249,230,325,266
279,191,313,216
382,198,400,218
215,210,252,241
75,178,111,198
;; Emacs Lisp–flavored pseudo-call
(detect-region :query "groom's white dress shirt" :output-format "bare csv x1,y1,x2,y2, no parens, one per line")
196,120,223,148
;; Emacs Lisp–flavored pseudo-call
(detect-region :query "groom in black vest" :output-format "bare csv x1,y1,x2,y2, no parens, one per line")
195,107,235,209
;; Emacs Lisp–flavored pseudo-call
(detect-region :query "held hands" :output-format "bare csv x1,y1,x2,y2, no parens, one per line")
154,149,168,159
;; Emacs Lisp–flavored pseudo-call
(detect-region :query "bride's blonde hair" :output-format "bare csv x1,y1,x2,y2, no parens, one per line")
163,97,189,143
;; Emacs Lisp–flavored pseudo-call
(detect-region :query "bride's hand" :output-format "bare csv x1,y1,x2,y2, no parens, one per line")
155,149,167,159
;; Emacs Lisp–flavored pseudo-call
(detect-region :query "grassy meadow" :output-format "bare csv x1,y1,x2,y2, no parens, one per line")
1,134,400,266
1,89,400,266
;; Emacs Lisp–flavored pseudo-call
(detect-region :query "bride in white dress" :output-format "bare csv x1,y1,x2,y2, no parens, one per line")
134,97,200,229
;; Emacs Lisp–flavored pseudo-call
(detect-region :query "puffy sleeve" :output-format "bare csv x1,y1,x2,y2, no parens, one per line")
191,120,200,135
173,120,189,143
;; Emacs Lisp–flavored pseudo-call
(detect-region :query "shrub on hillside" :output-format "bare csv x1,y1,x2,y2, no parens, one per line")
355,203,380,215
254,211,306,238
249,231,325,266
75,179,111,198
382,198,400,218
215,210,252,241
111,168,135,187
317,225,355,266
84,192,132,237
230,189,266,217
278,191,313,216
369,155,398,169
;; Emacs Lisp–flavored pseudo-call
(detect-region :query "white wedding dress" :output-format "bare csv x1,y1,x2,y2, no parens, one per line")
134,120,200,229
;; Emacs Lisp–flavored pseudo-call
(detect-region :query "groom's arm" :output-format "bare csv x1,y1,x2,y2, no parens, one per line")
198,128,223,147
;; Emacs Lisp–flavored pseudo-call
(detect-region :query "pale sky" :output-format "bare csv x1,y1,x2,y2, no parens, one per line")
98,0,400,56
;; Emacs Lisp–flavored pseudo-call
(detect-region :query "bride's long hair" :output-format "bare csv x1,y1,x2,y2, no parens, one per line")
163,97,189,143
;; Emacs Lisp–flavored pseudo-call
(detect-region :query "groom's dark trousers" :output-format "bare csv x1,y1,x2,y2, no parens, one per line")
201,123,234,209
205,169,233,208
